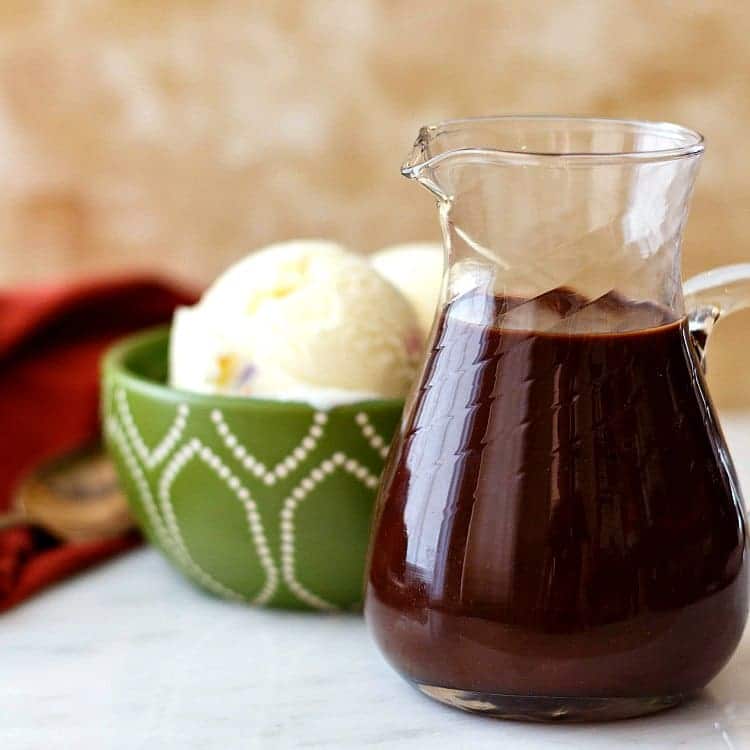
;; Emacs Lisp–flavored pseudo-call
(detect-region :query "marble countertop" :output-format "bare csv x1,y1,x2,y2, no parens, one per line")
4,414,750,750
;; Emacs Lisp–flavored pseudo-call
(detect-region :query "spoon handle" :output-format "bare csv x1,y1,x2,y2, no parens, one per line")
0,509,28,531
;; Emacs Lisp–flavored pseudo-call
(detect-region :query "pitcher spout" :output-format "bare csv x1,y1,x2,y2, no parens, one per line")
401,125,451,201
400,121,503,200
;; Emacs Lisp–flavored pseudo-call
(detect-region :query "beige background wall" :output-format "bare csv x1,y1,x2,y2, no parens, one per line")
1,1,749,405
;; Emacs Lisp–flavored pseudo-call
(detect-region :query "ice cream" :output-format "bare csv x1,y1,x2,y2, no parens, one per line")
169,239,423,406
370,243,443,338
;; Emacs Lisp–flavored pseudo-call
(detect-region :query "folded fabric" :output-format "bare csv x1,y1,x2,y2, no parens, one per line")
0,276,196,612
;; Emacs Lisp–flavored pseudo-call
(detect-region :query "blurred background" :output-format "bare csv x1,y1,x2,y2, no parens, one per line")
0,0,748,405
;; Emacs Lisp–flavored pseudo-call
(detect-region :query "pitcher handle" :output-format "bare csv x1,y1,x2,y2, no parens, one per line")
684,263,750,363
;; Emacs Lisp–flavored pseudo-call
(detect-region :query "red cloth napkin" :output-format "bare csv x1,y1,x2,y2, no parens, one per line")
0,276,196,611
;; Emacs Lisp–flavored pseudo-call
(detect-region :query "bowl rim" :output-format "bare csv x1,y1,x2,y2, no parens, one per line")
103,325,406,414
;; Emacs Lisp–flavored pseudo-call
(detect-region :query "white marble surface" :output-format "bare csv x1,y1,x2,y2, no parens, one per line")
3,415,750,749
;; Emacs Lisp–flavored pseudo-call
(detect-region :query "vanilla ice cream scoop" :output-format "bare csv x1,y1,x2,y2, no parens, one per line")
371,243,443,338
170,240,423,406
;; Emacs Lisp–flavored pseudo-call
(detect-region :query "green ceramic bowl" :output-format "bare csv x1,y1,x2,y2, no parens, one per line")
102,327,403,611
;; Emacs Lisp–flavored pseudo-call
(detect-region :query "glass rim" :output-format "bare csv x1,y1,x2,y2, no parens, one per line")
402,115,705,174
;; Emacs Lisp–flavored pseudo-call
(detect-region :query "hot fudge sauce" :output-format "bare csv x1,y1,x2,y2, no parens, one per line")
365,288,748,719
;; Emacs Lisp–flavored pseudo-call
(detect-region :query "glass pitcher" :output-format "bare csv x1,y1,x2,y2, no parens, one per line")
365,116,749,722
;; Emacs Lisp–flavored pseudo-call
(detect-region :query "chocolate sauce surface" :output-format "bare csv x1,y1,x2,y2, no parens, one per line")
365,288,747,698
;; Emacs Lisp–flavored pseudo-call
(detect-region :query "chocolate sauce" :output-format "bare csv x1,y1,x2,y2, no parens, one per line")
365,289,747,709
